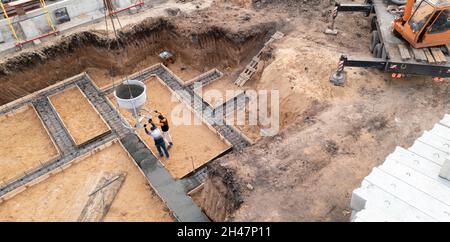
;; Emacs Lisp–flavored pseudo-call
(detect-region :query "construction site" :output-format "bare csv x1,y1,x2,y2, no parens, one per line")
1,0,450,222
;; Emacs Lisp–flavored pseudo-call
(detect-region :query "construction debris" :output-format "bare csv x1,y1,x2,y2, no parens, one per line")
78,172,126,222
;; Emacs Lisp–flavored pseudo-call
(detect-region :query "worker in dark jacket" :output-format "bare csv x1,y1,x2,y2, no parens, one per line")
154,110,173,148
144,121,170,159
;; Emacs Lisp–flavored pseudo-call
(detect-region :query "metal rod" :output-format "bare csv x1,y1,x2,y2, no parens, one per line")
15,31,59,46
110,2,144,15
0,1,19,40
88,175,122,196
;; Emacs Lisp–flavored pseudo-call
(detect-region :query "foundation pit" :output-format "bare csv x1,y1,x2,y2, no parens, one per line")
109,76,231,178
0,18,273,100
196,74,245,109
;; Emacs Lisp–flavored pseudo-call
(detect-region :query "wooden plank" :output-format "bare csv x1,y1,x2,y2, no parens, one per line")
423,48,436,64
77,172,126,222
411,48,428,62
398,44,411,60
446,44,450,54
187,183,204,196
430,48,447,64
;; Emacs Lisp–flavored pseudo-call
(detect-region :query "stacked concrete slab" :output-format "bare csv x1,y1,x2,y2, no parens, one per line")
351,114,450,221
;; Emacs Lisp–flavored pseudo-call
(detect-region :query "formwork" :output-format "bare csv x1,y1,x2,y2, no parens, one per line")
108,75,232,178
48,86,112,147
0,60,254,222
0,140,173,222
0,104,60,184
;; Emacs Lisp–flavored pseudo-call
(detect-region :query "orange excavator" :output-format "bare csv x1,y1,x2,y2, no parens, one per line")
394,0,450,48
328,0,450,85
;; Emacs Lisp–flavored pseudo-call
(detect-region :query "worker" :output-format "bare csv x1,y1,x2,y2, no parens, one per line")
144,122,170,159
154,110,173,149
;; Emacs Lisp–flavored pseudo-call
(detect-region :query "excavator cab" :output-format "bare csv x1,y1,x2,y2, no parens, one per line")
394,0,450,48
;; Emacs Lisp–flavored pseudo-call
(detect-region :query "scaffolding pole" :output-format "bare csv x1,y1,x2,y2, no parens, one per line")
40,0,57,33
110,0,144,15
1,0,59,48
0,2,19,41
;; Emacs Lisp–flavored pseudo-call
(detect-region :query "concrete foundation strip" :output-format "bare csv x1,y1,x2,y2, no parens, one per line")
186,68,223,88
0,63,253,221
33,96,78,155
0,138,117,202
80,75,210,221
47,85,113,147
212,90,247,117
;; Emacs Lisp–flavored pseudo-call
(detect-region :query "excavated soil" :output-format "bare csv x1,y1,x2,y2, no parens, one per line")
195,0,450,221
0,16,277,104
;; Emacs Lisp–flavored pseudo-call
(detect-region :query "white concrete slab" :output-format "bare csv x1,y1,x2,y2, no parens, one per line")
19,19,42,40
387,147,443,179
115,0,132,8
439,114,450,128
440,159,450,181
408,140,447,166
429,123,450,141
418,131,450,153
352,180,435,221
352,207,402,222
352,114,450,221
379,161,450,205
365,168,450,221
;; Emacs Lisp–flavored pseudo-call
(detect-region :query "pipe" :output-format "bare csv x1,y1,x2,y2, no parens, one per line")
403,0,415,22
15,30,58,46
110,2,144,15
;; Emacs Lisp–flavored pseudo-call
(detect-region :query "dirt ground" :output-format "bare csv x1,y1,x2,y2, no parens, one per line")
198,75,245,108
204,1,450,221
0,5,272,106
86,67,129,90
0,105,59,184
108,76,231,178
167,60,204,82
49,86,111,145
0,142,173,222
2,0,450,221
226,103,262,143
